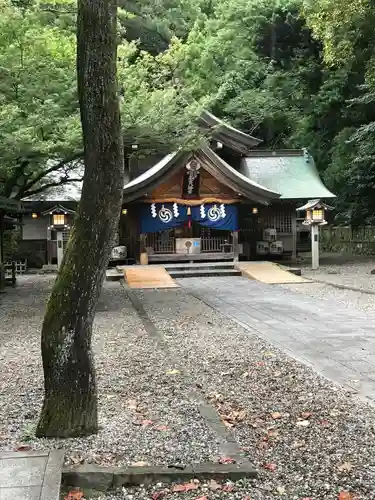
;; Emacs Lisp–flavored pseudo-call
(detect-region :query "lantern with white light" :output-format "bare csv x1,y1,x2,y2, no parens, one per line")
297,199,333,270
41,205,76,268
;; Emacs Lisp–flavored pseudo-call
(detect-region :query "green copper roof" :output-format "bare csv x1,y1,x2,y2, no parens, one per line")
240,150,335,200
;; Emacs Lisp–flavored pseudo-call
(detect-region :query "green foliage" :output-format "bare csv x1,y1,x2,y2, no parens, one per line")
303,0,375,224
0,0,207,201
2,0,375,224
3,229,19,261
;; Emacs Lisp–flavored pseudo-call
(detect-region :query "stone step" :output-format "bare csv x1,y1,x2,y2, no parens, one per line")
169,268,242,278
106,269,123,281
164,263,235,272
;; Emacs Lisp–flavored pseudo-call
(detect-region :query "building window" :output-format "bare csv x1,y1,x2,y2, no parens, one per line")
53,214,65,226
263,212,292,233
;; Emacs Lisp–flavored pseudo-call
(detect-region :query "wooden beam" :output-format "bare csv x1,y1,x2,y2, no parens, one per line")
139,233,146,264
232,231,239,262
148,252,235,263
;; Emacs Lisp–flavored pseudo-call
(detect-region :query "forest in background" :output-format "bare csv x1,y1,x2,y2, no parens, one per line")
1,0,375,225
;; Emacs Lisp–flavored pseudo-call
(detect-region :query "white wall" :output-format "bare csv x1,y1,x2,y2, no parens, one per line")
22,216,49,240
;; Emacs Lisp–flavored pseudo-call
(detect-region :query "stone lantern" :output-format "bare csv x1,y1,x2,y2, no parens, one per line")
297,199,333,270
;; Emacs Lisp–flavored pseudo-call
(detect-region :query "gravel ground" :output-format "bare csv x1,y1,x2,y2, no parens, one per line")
302,260,375,291
4,272,375,499
279,260,375,314
0,276,221,467
122,286,375,500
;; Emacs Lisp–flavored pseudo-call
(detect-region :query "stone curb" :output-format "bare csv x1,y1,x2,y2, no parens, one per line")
62,462,257,491
312,278,375,295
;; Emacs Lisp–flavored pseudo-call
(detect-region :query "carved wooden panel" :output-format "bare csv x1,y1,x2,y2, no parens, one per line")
145,167,238,201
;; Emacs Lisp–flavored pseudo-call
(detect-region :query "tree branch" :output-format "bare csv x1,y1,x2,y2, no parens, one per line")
20,177,83,199
3,160,29,197
16,152,83,199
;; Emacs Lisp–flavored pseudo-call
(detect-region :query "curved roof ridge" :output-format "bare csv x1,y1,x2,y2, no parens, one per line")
197,146,279,202
123,146,280,204
200,110,262,151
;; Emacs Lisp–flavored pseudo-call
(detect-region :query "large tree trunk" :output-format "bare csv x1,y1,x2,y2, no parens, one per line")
36,0,124,437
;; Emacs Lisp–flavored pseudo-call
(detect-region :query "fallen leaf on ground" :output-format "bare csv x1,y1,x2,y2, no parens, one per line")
131,461,151,467
296,420,310,427
271,412,282,419
263,463,277,471
195,496,208,500
263,351,274,356
15,445,32,452
222,419,234,428
155,425,169,431
268,430,280,438
218,457,236,464
301,412,312,419
166,369,180,375
221,408,247,427
141,419,153,427
255,361,265,366
258,440,269,450
339,492,353,500
320,419,330,426
208,479,221,491
64,490,84,500
223,484,234,492
338,461,353,473
172,482,199,492
151,492,166,500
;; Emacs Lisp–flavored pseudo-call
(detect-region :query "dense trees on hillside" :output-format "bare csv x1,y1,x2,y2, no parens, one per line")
1,0,375,223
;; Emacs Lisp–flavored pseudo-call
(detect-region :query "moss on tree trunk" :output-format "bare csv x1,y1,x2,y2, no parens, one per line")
36,0,124,438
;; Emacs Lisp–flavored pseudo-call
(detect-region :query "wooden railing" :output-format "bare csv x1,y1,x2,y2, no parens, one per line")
201,236,231,253
145,232,231,254
145,232,175,253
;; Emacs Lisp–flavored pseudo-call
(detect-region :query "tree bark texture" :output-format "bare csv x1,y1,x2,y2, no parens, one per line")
36,0,124,437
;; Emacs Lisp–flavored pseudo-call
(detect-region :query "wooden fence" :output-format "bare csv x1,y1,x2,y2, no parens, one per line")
320,226,375,255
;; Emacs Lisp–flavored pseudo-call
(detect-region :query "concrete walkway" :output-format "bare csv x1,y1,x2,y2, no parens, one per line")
0,450,64,500
180,276,375,403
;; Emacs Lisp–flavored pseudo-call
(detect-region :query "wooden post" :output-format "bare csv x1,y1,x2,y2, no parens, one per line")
232,230,239,262
139,233,148,265
291,207,297,263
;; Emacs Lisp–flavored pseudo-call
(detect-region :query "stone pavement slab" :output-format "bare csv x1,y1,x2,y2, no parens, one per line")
179,276,375,403
0,450,64,500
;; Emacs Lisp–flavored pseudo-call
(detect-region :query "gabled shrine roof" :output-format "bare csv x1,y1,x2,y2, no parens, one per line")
122,146,280,205
240,150,336,200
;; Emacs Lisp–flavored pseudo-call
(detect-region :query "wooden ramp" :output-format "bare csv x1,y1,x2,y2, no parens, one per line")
123,265,179,289
235,262,308,284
